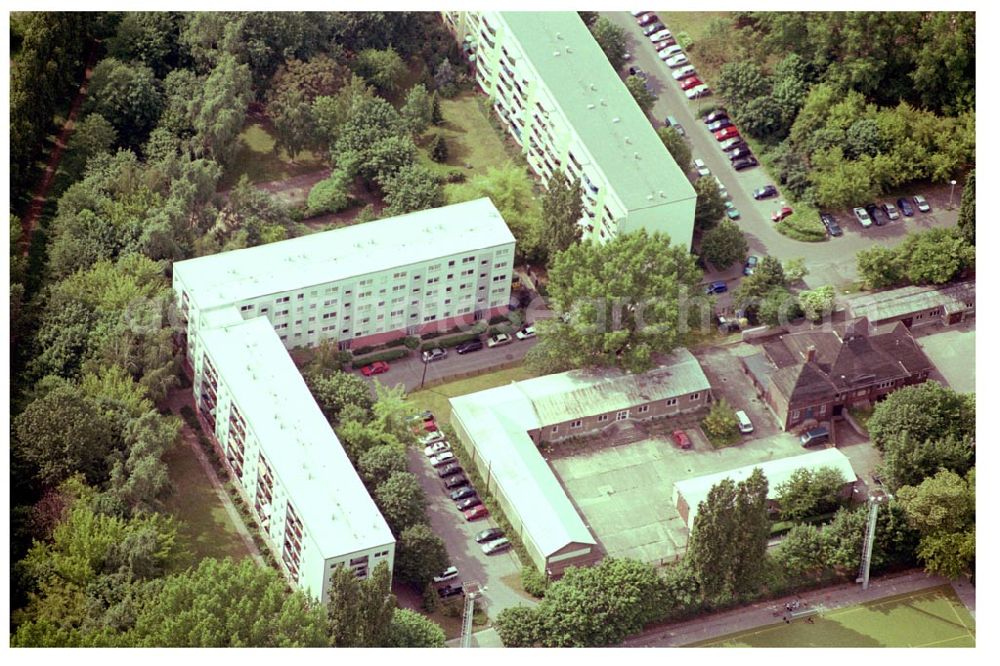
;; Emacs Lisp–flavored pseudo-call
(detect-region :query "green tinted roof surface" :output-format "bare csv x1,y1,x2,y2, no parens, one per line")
500,12,694,211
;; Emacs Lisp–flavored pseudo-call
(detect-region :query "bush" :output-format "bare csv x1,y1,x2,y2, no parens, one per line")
350,348,410,369
521,565,550,599
403,336,421,350
488,314,510,325
306,170,353,217
429,133,448,162
775,209,827,242
444,170,466,184
488,324,514,337
419,332,480,352
384,336,411,348
420,330,441,341
702,398,741,447
352,345,377,357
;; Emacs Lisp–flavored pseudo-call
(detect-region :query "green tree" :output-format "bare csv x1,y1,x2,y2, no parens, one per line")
380,164,444,216
432,58,459,98
956,169,975,245
590,17,627,72
624,75,656,114
401,84,434,135
219,175,294,247
394,523,449,588
821,507,867,574
657,126,692,171
328,561,396,647
540,173,583,262
270,88,316,159
494,606,543,647
755,285,802,326
431,91,443,124
701,398,740,444
526,230,701,374
305,170,353,217
896,228,974,285
334,96,415,182
700,219,748,269
311,75,376,149
107,411,180,512
782,257,809,283
106,12,184,78
354,47,407,95
428,133,448,162
374,472,427,536
305,370,374,423
856,244,904,289
867,381,975,453
774,524,827,578
61,114,119,184
86,58,164,149
775,466,847,521
897,468,975,578
693,176,727,231
386,609,446,647
336,420,400,462
811,146,878,208
189,55,254,166
879,432,974,493
716,61,771,111
357,444,408,489
798,285,835,322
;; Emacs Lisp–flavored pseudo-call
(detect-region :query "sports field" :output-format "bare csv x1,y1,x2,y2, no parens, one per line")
692,585,975,648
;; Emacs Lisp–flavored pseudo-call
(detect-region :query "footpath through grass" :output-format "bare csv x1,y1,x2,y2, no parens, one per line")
692,585,975,647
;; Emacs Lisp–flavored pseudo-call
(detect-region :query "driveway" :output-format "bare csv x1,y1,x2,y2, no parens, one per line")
407,447,537,619
694,344,781,437
605,12,962,290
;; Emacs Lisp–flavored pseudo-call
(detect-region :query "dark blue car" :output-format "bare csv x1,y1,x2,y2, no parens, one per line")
705,280,728,295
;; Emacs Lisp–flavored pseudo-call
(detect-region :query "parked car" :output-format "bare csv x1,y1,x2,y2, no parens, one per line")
482,538,512,555
771,206,793,222
515,326,536,340
630,11,648,16
455,339,483,354
727,145,751,160
800,426,830,448
865,204,887,227
433,566,459,584
705,280,728,295
896,198,915,216
449,486,477,501
717,314,741,333
418,418,438,432
881,202,900,221
732,156,759,171
360,361,389,376
693,158,711,177
442,474,468,489
649,28,673,42
665,115,685,136
456,497,483,512
487,332,513,348
424,441,450,458
643,22,666,36
913,194,931,212
725,201,741,220
671,430,693,449
680,76,703,92
419,431,445,446
658,44,684,59
437,584,464,599
713,176,729,199
628,65,646,78
685,84,711,99
665,54,690,68
430,451,456,467
714,126,740,141
743,255,759,276
819,212,843,237
654,36,678,50
703,109,728,124
464,505,489,521
672,65,696,80
422,347,447,363
637,13,657,26
753,184,778,200
706,118,733,132
437,463,463,478
735,410,754,434
853,207,872,228
475,527,505,543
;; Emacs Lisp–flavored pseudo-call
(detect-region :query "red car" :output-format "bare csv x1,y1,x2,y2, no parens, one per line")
714,126,740,141
464,505,489,521
680,77,703,91
360,361,389,376
423,419,438,432
771,206,794,222
671,430,693,449
654,37,677,50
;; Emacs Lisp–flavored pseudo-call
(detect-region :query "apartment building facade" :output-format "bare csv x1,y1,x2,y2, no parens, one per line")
195,317,395,601
443,11,696,249
173,198,516,368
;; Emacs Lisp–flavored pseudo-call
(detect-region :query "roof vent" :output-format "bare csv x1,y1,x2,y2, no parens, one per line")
624,136,631,144
600,98,608,106
553,50,560,57
589,83,597,91
647,194,654,201
556,32,563,40
659,191,667,198
634,152,640,159
587,103,595,109
612,117,620,123
565,46,572,53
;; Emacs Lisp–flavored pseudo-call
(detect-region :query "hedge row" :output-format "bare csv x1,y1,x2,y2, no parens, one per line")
350,348,410,368
419,332,481,352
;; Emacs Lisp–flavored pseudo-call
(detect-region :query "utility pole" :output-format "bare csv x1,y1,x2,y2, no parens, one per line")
857,499,879,590
948,179,958,209
460,580,482,648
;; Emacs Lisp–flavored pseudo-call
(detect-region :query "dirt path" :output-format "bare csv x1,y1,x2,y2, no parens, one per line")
18,41,98,257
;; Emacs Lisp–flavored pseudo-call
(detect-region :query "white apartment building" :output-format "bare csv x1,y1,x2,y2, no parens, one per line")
443,11,696,250
173,198,517,367
195,316,395,600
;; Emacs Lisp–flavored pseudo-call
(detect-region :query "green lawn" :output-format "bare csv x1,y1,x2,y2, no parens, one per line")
692,585,975,647
162,439,253,566
417,91,513,186
219,121,325,189
405,363,541,422
656,11,731,42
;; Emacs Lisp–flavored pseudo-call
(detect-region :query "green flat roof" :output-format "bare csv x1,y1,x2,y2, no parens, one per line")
500,12,695,212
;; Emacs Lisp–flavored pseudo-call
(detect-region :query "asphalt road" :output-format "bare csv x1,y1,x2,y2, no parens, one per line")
605,12,962,292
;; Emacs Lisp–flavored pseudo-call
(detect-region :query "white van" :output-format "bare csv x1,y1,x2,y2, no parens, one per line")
735,410,754,434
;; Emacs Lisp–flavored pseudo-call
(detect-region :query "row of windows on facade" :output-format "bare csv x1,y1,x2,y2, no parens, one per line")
788,379,901,421
548,394,702,433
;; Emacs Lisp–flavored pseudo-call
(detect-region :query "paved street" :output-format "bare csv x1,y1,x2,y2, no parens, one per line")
605,12,962,291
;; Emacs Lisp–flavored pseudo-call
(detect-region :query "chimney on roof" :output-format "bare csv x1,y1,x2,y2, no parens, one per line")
805,345,816,363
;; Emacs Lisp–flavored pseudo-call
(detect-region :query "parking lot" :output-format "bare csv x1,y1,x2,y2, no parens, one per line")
915,321,976,394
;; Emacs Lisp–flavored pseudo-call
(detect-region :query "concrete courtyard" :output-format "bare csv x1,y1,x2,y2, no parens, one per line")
549,430,805,565
916,322,976,394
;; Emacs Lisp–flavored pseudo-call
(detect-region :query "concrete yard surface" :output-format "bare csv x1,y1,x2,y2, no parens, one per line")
916,322,976,394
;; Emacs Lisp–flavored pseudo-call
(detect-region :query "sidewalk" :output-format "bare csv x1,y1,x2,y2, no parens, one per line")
625,569,951,647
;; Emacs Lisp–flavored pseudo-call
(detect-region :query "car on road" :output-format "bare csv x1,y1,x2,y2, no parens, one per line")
437,463,463,478
456,497,483,512
487,332,513,348
665,53,689,68
705,280,728,294
672,65,696,80
706,118,733,132
753,184,778,200
482,538,512,555
671,430,693,449
463,505,489,521
443,474,468,490
658,44,684,59
419,431,445,446
819,212,843,237
449,486,476,501
743,255,759,276
437,584,464,599
515,326,536,340
693,158,711,177
703,109,728,124
455,339,483,354
771,206,793,222
433,566,459,584
680,76,703,91
665,115,685,135
430,451,456,467
422,347,447,363
865,203,887,227
881,202,900,221
637,13,657,26
714,126,740,141
853,207,872,228
643,23,666,37
913,194,931,212
360,361,389,376
732,156,759,171
725,201,741,220
424,441,450,457
685,84,711,99
475,527,505,543
896,198,915,216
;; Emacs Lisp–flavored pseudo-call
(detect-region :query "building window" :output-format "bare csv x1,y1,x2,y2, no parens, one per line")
551,425,558,433
666,398,677,406
240,304,254,312
637,405,650,414
571,420,582,429
597,414,609,422
690,392,700,400
616,410,629,421
791,409,800,420
276,296,290,303
819,404,827,416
